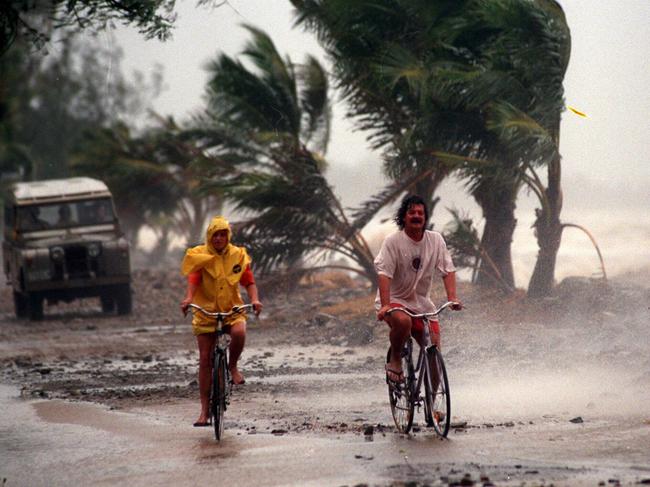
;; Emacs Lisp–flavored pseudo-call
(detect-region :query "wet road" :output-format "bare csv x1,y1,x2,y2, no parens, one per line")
2,277,650,486
3,362,650,487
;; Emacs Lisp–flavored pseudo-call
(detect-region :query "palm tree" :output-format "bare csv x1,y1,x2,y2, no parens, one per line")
71,123,175,247
525,0,571,296
71,119,222,251
189,26,377,282
465,0,571,296
293,0,571,295
292,0,483,219
441,0,571,292
292,0,526,290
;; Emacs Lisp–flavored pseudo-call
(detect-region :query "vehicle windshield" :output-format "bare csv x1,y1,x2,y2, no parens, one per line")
16,198,115,231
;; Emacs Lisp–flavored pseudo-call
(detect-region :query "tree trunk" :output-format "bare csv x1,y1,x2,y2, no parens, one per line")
474,183,517,292
527,149,563,297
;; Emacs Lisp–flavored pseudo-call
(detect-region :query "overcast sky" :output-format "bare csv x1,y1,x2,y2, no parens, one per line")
109,0,650,286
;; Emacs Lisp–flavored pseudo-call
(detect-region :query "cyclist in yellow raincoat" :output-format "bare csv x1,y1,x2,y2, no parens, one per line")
180,216,262,427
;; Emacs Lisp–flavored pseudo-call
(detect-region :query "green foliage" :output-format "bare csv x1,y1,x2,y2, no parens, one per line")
0,31,198,253
0,44,35,185
71,117,222,248
444,207,515,292
293,0,571,292
443,208,480,278
71,123,175,244
1,0,177,55
0,34,160,182
191,27,375,280
292,0,484,224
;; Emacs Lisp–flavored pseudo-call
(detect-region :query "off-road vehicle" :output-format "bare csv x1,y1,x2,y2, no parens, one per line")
3,177,132,320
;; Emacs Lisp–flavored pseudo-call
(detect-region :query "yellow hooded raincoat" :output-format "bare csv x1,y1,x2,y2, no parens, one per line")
181,216,251,334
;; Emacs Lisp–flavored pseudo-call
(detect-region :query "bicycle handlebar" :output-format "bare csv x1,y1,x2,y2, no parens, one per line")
386,301,461,319
186,303,254,318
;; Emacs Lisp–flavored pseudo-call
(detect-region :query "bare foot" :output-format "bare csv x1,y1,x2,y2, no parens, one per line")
194,413,210,427
230,367,245,385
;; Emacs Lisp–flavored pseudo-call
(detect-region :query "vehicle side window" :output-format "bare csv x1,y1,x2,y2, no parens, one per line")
36,206,59,227
17,206,50,231
78,199,114,224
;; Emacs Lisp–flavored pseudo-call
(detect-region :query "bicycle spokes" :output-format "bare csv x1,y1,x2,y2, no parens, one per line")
388,344,415,434
212,353,228,441
425,348,451,437
389,383,413,433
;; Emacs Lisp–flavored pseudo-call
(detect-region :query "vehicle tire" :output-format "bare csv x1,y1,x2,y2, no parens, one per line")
115,284,132,315
13,291,28,319
100,294,115,314
423,346,451,437
27,293,44,321
211,352,227,441
387,342,415,434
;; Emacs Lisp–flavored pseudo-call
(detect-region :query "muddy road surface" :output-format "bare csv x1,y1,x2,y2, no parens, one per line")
1,270,650,486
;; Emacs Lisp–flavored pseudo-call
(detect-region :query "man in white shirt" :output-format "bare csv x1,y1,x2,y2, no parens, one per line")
375,195,462,383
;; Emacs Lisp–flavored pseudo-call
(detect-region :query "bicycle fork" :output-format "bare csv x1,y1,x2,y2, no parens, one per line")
215,334,233,408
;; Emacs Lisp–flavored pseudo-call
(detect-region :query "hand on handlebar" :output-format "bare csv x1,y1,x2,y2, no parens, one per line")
180,297,192,316
449,300,463,311
377,304,392,322
251,300,263,316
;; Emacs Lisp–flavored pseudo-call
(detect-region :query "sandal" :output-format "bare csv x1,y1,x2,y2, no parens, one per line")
385,364,405,385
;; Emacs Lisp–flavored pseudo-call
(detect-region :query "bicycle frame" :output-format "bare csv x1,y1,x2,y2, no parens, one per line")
187,303,253,341
389,301,453,393
187,302,254,378
411,317,435,404
186,303,254,440
188,302,254,365
386,301,457,435
213,317,232,408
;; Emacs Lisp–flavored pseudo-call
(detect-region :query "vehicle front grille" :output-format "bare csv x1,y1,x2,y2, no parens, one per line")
65,245,89,277
51,244,100,279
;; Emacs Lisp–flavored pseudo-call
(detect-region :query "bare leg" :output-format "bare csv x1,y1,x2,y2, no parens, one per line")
386,311,411,381
196,333,216,424
228,320,246,385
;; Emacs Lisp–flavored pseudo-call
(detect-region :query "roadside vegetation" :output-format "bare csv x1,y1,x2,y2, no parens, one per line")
0,0,606,297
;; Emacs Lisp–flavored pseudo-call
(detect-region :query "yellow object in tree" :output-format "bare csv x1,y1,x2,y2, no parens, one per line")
567,105,587,118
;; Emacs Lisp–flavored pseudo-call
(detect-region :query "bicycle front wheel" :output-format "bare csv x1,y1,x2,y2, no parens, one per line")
423,346,451,437
211,351,228,441
387,343,415,434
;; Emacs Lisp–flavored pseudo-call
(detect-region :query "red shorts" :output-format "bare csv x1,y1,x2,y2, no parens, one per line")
388,303,440,336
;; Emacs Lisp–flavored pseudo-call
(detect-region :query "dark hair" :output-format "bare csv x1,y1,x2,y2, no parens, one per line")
394,194,429,230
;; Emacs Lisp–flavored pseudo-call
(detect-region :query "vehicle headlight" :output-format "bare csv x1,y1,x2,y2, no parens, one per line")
117,237,129,251
87,242,101,258
50,246,65,261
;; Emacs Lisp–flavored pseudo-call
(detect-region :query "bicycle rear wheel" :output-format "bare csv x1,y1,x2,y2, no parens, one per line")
211,351,228,441
387,342,415,434
423,346,451,437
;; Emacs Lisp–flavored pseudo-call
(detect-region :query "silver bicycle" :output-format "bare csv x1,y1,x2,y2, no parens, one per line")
386,301,459,437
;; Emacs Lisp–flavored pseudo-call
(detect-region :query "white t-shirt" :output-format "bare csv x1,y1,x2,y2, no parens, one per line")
374,230,456,313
